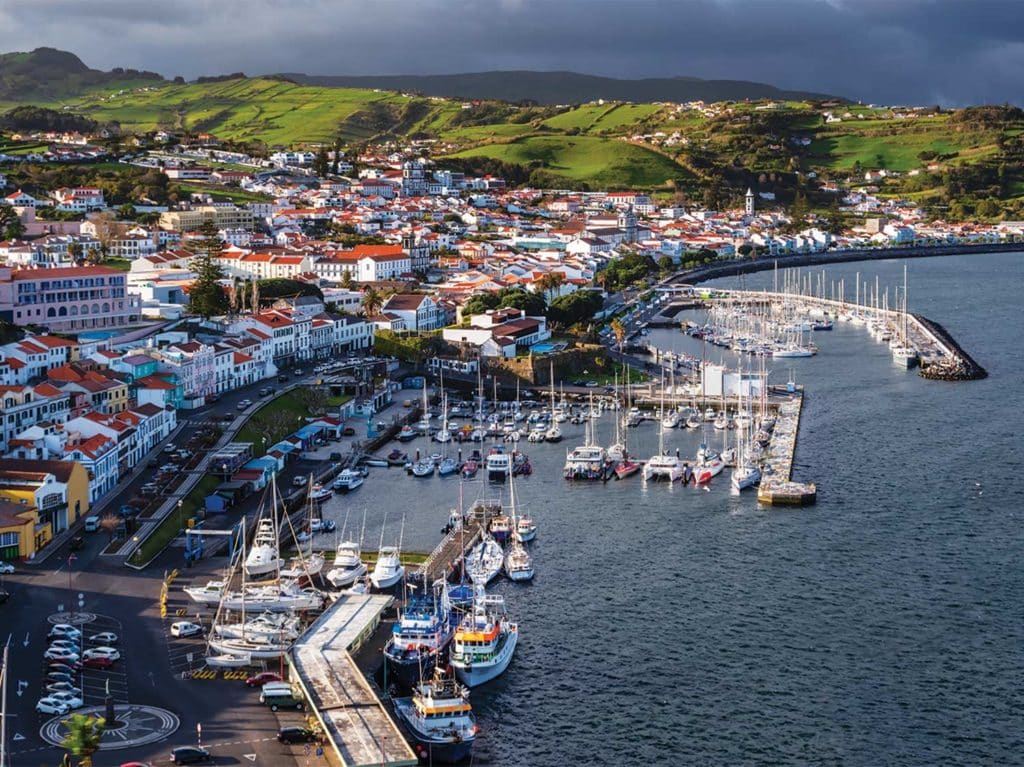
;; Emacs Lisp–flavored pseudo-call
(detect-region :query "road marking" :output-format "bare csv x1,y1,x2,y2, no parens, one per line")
16,680,27,696
23,631,29,647
244,755,257,761
13,733,25,741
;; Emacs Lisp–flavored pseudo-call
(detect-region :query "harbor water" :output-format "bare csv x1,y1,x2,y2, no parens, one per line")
319,251,1023,765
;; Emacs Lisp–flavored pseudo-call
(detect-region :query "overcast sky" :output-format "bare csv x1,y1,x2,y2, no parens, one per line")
1,0,1021,105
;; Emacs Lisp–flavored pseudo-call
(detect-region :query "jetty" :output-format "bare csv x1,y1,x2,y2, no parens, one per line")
290,594,418,767
757,387,817,506
417,517,482,582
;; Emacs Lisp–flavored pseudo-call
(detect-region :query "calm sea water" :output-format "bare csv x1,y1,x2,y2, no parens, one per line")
322,252,1024,766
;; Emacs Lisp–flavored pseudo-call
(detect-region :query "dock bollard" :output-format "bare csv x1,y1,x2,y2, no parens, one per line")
415,449,420,461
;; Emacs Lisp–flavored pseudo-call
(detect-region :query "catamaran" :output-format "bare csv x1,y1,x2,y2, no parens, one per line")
644,382,683,482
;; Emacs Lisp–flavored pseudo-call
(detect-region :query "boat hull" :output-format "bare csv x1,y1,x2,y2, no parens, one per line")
392,699,475,764
370,567,405,590
452,629,517,687
385,647,444,689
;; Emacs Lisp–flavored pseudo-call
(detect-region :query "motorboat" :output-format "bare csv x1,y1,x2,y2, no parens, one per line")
220,583,323,612
208,636,289,660
465,534,503,585
614,456,642,480
892,347,918,368
245,518,283,578
279,551,324,580
544,424,563,443
370,546,405,589
562,445,608,480
503,542,534,582
515,516,537,543
437,457,459,477
384,585,454,688
685,412,701,429
326,540,367,588
485,449,511,481
213,613,300,641
713,411,729,430
460,460,479,479
387,449,409,466
449,592,518,687
309,483,332,503
392,667,476,764
488,514,512,544
332,469,364,492
661,409,681,429
397,425,417,442
184,580,226,605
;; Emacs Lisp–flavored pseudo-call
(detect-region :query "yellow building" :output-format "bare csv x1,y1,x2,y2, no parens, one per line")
0,500,40,560
0,459,90,552
158,205,256,232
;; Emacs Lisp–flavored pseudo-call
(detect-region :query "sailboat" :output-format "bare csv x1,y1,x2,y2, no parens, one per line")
503,474,534,582
643,378,683,482
434,369,453,443
244,479,284,577
325,510,368,588
730,371,761,491
280,477,326,579
606,368,627,461
544,362,562,443
370,513,406,590
892,265,918,368
563,393,608,480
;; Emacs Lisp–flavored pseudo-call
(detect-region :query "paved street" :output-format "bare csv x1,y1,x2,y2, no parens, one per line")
0,361,387,766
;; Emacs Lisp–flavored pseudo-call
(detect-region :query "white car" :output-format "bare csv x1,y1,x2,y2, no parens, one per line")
48,690,84,709
48,624,81,639
82,647,120,662
170,621,203,638
49,640,79,651
87,632,118,645
44,647,80,662
36,697,71,716
0,562,13,574
46,682,82,696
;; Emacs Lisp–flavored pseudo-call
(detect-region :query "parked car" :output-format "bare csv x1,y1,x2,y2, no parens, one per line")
244,671,282,688
169,746,211,764
258,387,271,397
49,625,81,640
162,444,176,453
83,647,121,662
277,727,318,744
292,475,309,488
293,369,303,376
140,484,160,496
170,621,203,638
44,647,80,662
88,632,119,645
46,682,82,696
342,426,356,436
48,661,81,674
237,399,253,410
36,696,71,716
48,640,78,651
329,452,343,462
45,672,76,685
278,374,289,383
0,562,14,575
82,656,114,670
48,690,84,709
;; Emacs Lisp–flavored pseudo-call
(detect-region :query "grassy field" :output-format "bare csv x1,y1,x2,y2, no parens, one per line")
808,126,999,171
128,473,220,566
236,389,310,447
447,135,689,188
172,181,272,203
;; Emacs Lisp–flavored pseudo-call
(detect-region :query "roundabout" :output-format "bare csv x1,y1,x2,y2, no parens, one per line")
40,705,180,751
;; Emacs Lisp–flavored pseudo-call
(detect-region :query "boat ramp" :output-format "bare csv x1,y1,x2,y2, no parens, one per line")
289,594,418,767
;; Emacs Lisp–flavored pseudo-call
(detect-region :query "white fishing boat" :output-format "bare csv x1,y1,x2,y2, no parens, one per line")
205,653,251,669
504,544,534,582
516,514,537,543
449,591,518,687
309,483,332,503
544,424,562,442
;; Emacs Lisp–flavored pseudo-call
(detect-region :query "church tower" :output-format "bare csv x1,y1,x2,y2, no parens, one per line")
617,204,638,244
745,188,755,216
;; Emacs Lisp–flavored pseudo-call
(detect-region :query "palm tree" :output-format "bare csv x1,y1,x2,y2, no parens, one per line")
610,318,627,353
361,287,383,317
61,713,106,767
536,272,565,303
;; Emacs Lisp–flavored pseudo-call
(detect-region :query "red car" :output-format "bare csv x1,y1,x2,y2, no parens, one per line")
83,656,115,670
245,671,282,688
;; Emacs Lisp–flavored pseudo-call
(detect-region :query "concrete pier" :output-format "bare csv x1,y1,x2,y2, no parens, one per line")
757,388,817,506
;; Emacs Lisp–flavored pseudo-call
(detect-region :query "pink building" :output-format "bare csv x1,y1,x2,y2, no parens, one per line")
0,265,142,332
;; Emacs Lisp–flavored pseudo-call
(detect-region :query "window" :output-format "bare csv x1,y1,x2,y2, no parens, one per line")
0,531,18,547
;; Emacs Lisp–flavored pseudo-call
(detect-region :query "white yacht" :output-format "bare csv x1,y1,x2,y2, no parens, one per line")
370,547,405,589
245,517,283,578
184,580,226,605
332,469,364,492
643,453,683,482
563,445,607,480
326,539,367,588
485,449,512,481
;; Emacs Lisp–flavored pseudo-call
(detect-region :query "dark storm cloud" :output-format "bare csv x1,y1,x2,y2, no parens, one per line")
0,0,1022,105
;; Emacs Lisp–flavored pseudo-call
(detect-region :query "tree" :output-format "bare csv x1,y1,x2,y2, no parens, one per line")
788,192,809,232
824,197,845,235
99,513,120,541
187,222,229,318
657,255,674,275
67,242,84,262
0,205,24,240
313,146,330,177
535,272,565,303
361,287,383,317
117,203,137,220
249,409,300,449
85,247,102,265
61,713,106,767
339,269,354,290
610,318,627,353
461,293,500,318
297,386,328,416
495,287,546,316
331,140,342,175
738,243,754,258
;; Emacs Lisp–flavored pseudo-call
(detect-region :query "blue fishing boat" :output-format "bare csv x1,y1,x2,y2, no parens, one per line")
384,582,454,688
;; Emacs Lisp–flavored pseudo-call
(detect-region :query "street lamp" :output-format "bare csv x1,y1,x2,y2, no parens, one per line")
177,499,184,533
